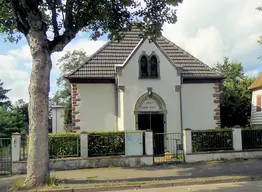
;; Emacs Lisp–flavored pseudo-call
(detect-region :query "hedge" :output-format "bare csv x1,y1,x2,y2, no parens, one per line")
48,131,125,158
88,131,125,157
192,129,233,152
242,127,262,150
48,133,80,158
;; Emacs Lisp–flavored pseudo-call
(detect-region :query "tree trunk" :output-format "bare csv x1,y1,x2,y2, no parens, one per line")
24,29,51,186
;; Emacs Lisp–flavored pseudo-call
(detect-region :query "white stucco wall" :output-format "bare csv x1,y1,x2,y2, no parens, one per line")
250,89,262,126
76,84,117,132
52,106,65,133
182,83,217,130
118,39,181,133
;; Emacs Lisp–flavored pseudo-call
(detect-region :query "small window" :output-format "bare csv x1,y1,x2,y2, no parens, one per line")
150,55,158,77
257,95,262,112
139,54,159,78
140,56,148,77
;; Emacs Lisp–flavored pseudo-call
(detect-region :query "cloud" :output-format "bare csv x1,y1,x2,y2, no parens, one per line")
8,45,31,60
245,70,260,78
0,55,30,102
163,0,262,69
2,37,106,103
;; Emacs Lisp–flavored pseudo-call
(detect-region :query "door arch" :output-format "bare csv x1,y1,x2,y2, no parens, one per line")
134,92,167,114
134,92,167,131
135,92,167,154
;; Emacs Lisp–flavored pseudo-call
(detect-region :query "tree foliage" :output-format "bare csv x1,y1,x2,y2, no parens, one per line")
0,79,11,108
214,57,255,128
57,49,89,87
0,0,183,48
0,106,27,137
0,80,28,137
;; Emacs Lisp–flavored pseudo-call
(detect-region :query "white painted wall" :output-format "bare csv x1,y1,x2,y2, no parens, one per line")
76,84,116,132
182,83,217,130
118,39,181,133
52,106,65,133
250,89,262,126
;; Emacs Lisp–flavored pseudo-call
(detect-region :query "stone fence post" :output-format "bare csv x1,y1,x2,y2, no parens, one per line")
183,128,192,155
145,130,153,155
80,132,88,158
12,132,21,162
232,126,242,151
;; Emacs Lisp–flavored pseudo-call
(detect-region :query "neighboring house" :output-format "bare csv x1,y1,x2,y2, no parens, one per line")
248,73,262,126
65,27,223,134
51,105,65,133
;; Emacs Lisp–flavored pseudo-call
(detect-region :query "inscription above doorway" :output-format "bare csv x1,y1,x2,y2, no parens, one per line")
138,95,163,112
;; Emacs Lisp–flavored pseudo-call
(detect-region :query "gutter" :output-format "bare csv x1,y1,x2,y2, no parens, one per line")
182,75,225,80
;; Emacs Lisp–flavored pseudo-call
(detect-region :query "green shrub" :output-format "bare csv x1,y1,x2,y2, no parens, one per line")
48,133,80,158
242,128,262,149
48,131,125,158
192,129,233,152
88,131,125,157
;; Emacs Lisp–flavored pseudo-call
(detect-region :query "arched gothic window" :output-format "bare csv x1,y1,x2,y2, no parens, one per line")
150,55,158,77
140,56,148,77
139,54,159,78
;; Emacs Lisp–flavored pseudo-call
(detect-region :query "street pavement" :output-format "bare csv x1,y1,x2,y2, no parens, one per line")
2,159,262,191
112,180,262,192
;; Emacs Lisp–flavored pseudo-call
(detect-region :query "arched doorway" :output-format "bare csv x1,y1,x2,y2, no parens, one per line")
135,92,167,154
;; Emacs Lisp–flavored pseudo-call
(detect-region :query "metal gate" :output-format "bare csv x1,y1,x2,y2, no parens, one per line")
153,133,184,164
0,138,12,175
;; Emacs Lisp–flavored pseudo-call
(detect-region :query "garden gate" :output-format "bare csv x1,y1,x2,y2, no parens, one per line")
0,138,12,175
153,133,184,164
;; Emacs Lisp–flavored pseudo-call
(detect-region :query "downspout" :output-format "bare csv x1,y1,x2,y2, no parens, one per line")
55,108,57,133
180,76,184,133
115,76,119,131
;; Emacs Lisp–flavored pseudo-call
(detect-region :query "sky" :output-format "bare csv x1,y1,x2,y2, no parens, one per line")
0,0,262,103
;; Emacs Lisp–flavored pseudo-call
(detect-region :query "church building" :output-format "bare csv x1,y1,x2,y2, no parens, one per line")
65,28,223,134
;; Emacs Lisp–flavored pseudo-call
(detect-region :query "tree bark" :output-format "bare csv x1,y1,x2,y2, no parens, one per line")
24,29,51,186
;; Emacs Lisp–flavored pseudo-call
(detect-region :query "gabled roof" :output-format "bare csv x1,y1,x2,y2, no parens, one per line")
66,27,221,79
248,73,262,90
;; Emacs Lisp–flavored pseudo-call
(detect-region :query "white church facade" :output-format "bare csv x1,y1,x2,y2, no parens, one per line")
66,28,223,134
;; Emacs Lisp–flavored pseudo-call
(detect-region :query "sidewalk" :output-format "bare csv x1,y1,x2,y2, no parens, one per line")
1,159,262,191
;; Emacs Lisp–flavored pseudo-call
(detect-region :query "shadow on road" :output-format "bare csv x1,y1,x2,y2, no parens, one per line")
60,159,262,185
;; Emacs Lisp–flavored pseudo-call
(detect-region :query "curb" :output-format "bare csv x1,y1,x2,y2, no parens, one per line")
21,176,261,192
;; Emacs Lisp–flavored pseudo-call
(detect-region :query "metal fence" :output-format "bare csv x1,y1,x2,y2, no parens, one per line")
153,133,184,164
49,135,80,158
0,138,12,175
242,128,262,150
192,129,233,152
20,135,28,161
88,133,125,157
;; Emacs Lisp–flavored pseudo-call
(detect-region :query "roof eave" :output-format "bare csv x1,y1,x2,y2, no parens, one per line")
182,75,225,80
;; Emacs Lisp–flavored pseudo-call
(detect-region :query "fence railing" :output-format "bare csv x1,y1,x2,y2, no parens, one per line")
20,135,28,161
88,132,125,157
192,129,233,152
242,128,262,150
49,135,80,159
0,138,12,175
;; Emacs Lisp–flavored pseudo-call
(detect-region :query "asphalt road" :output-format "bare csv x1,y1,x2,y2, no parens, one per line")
112,181,262,192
